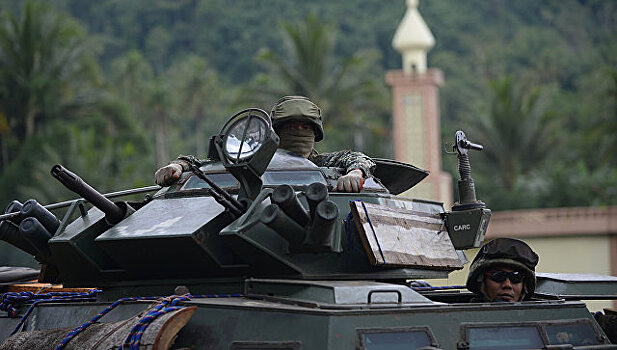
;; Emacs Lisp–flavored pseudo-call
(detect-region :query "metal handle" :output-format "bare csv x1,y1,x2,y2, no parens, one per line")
367,289,402,304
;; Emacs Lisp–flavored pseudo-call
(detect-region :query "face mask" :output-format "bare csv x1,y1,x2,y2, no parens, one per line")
278,127,315,158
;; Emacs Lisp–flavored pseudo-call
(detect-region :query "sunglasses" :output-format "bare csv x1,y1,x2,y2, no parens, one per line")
486,270,525,284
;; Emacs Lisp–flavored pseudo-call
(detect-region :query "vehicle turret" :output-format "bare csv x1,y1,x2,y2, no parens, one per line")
1,108,615,349
1,110,493,291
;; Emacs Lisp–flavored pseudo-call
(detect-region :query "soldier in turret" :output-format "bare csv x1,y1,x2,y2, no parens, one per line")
466,237,539,302
155,96,376,193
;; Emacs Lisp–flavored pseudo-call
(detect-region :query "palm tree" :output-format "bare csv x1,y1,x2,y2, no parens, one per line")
0,2,98,165
240,14,388,151
170,55,225,156
594,67,617,166
110,50,154,120
467,76,556,190
111,51,174,167
147,77,174,167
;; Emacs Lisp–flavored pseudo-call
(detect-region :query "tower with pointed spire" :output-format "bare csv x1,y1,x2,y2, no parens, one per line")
392,0,434,75
386,0,452,208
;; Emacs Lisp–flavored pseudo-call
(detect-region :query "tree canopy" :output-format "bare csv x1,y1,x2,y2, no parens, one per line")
0,0,615,211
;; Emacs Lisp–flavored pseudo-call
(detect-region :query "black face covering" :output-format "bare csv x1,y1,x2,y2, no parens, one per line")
277,127,315,158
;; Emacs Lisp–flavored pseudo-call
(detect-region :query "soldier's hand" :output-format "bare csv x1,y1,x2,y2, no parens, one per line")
336,169,365,193
154,164,183,186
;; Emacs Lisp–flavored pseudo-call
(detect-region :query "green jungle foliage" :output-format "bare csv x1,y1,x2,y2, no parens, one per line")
0,0,615,221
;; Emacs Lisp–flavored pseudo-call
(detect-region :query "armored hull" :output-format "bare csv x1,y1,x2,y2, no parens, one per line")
0,110,615,349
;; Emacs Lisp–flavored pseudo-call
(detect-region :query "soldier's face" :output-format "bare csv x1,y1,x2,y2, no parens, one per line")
277,120,315,158
484,266,524,302
281,121,314,134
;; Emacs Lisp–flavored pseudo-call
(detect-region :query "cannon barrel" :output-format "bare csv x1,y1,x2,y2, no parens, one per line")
51,164,126,225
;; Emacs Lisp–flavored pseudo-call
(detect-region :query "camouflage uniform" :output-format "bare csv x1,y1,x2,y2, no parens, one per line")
270,95,375,177
171,149,376,178
308,149,375,177
159,96,375,188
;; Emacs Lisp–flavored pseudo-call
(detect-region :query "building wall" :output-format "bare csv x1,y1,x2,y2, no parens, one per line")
530,236,612,276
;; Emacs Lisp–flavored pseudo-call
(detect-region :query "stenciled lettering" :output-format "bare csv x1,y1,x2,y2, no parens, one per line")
453,224,471,231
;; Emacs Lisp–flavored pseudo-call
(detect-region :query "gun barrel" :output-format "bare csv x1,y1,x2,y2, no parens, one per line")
184,163,246,216
51,164,125,225
208,189,243,218
461,140,483,151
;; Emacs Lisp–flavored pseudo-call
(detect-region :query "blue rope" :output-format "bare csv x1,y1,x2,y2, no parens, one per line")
1,291,33,317
0,289,101,336
120,296,189,350
55,295,158,350
57,293,243,350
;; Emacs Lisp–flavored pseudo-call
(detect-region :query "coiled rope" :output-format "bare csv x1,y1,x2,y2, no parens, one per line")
55,293,242,350
2,289,242,349
120,295,189,350
1,289,101,336
55,295,158,350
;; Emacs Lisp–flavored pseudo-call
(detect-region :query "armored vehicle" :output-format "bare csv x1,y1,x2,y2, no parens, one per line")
0,108,616,349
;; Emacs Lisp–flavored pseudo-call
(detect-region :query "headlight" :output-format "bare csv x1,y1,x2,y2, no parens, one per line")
212,108,279,200
224,114,268,162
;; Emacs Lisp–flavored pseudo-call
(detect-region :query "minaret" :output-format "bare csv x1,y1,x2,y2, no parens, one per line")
392,0,434,75
386,0,453,208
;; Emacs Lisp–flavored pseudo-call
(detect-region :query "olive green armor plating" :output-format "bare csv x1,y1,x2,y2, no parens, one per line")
0,108,615,349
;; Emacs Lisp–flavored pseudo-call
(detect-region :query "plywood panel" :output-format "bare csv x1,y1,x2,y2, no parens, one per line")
350,201,462,269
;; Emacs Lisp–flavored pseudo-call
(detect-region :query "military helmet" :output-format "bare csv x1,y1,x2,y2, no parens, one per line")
270,96,324,142
466,238,539,301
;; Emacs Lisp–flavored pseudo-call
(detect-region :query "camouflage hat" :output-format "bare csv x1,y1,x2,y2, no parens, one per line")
270,96,324,142
466,238,539,301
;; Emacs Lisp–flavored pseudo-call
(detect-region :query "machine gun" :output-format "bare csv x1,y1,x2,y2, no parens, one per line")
0,167,157,277
451,130,485,210
443,131,491,249
51,165,133,225
183,161,247,219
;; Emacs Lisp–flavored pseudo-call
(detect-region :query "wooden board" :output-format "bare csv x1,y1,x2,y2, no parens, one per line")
5,282,94,293
350,201,462,269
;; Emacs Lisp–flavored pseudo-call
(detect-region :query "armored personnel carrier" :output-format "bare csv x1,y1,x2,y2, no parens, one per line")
0,108,615,349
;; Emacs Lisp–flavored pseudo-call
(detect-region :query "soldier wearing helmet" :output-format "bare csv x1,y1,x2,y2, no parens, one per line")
155,96,375,193
466,238,539,302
